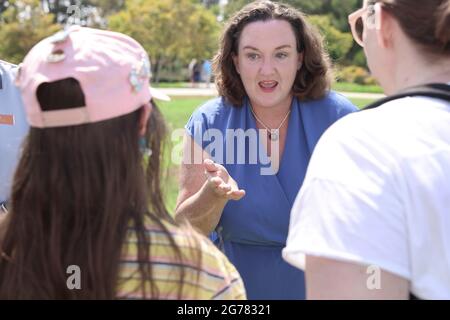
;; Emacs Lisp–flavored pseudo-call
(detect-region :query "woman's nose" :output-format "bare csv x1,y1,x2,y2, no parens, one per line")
259,58,275,76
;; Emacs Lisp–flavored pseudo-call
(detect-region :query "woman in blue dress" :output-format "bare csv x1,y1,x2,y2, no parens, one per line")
175,1,358,299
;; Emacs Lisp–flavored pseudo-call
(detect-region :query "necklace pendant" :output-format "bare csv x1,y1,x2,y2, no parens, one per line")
269,130,279,141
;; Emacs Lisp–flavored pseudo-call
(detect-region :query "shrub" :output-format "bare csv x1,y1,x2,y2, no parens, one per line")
336,65,377,85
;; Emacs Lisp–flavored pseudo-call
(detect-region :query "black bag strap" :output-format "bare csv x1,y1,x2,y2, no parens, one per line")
363,83,450,110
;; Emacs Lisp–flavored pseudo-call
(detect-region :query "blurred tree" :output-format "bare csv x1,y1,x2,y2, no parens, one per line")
0,0,9,15
108,0,220,83
287,0,360,31
349,47,368,67
308,15,353,63
89,0,125,16
0,0,60,64
223,0,252,20
201,0,220,8
41,0,123,25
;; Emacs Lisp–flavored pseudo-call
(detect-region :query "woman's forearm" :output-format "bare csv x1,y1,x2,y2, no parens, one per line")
175,181,228,235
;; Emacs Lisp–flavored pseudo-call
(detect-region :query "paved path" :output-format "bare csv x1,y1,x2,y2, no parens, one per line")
157,87,385,100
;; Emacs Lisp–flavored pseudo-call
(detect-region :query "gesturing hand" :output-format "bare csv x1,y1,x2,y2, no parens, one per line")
203,159,246,201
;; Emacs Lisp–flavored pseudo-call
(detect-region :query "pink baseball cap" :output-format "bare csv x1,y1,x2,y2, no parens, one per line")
16,26,169,128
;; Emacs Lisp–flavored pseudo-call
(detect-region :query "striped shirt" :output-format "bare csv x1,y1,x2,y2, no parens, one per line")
117,219,246,300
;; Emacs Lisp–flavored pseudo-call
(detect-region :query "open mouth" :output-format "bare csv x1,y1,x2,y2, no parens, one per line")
258,81,278,92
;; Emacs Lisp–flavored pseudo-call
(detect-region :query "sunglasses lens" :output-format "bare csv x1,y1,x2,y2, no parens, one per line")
355,17,364,43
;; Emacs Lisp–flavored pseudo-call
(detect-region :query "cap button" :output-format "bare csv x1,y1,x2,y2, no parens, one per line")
46,49,66,63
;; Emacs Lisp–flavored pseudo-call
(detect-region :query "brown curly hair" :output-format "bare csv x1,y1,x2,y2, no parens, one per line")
213,0,333,107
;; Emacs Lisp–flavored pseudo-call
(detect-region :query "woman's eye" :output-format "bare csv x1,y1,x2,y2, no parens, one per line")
276,52,288,59
247,53,259,60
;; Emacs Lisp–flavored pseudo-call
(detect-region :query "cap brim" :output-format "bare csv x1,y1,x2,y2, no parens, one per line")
149,86,171,101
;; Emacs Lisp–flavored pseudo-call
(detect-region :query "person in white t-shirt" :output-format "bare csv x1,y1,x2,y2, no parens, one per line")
283,0,450,300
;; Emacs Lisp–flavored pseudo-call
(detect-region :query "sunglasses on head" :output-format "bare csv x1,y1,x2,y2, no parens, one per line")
348,4,377,47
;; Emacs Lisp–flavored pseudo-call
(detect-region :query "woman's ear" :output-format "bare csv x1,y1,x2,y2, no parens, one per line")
375,3,394,49
232,53,240,74
139,102,152,136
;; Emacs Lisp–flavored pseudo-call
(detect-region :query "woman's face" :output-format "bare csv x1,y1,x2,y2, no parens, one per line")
361,0,395,93
362,1,380,72
233,19,303,110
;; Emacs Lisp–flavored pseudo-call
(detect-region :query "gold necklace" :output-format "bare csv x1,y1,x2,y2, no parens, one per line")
250,106,291,141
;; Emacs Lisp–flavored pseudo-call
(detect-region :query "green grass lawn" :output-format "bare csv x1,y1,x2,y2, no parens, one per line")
158,96,375,214
158,98,207,130
332,82,383,93
153,82,189,88
154,81,384,94
348,98,377,109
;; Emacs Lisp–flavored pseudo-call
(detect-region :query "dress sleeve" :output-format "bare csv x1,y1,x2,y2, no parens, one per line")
185,98,224,151
185,106,211,151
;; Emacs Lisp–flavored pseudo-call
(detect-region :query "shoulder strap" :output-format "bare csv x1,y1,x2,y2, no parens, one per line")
363,83,450,110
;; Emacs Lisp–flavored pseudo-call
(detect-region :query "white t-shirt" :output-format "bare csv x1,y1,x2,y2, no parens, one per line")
283,95,450,300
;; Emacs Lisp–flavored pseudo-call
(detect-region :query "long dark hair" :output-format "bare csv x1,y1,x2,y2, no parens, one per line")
214,0,332,107
0,78,196,299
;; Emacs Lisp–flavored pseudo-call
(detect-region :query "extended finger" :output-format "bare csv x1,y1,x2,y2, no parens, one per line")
204,159,219,173
226,189,246,200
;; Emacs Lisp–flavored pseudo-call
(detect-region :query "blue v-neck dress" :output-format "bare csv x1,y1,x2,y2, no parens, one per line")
185,92,357,299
